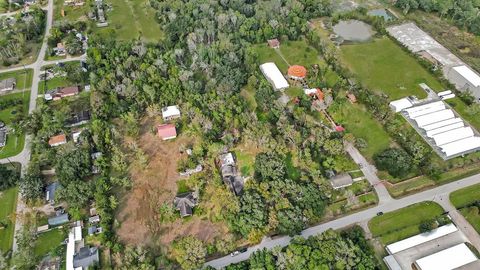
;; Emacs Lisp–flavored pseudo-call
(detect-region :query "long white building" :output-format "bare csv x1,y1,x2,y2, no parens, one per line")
259,62,289,91
414,243,478,270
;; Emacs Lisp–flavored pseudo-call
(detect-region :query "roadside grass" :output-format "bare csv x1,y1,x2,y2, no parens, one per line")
0,92,30,159
34,228,66,258
0,187,18,253
38,76,72,94
340,37,444,100
368,202,444,244
459,207,480,234
0,69,34,90
450,183,480,209
94,0,163,42
328,101,392,160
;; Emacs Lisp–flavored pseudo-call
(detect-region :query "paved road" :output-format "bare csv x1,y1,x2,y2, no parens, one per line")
344,141,392,204
206,173,480,269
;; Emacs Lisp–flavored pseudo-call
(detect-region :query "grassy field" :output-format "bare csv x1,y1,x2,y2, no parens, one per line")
450,183,480,209
341,37,444,100
368,202,444,244
328,101,392,160
94,0,163,42
34,228,66,258
447,98,480,131
0,92,30,158
0,187,18,252
38,76,73,94
53,0,90,22
0,69,33,90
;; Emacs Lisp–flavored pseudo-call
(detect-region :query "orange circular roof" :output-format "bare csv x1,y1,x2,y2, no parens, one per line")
288,65,307,78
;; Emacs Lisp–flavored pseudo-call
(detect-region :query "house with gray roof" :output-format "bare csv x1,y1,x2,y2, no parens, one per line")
173,192,198,218
45,182,60,205
73,247,99,269
329,173,354,189
0,78,15,92
48,213,69,226
217,152,244,196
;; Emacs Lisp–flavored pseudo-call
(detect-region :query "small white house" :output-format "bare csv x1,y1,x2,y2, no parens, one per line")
162,105,181,121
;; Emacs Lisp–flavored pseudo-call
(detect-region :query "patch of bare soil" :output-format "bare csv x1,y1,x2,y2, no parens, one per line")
115,118,227,247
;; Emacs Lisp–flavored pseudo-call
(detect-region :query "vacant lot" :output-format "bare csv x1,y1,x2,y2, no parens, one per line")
341,37,444,100
0,92,30,158
95,0,163,42
328,101,392,160
34,228,65,258
0,187,18,252
450,183,480,209
116,118,227,247
368,202,444,244
53,0,90,22
0,69,33,90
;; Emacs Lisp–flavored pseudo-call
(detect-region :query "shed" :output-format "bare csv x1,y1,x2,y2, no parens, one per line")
48,213,69,226
88,215,100,224
161,105,181,121
267,38,280,48
447,65,480,101
287,65,307,80
157,124,177,140
347,93,357,103
48,134,67,147
389,98,413,112
329,173,353,189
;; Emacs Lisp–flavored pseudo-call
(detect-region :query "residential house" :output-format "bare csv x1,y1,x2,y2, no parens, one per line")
66,110,90,127
45,182,60,205
329,173,353,189
88,215,100,224
267,38,280,49
48,134,67,147
67,224,99,270
55,43,66,56
161,105,181,121
73,247,99,269
48,213,69,226
217,152,244,196
157,124,177,140
45,86,80,101
173,192,198,218
0,78,16,92
87,225,102,235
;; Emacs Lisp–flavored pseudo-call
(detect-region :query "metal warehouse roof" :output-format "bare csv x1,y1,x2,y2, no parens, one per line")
259,62,289,90
414,109,455,127
386,223,458,255
432,127,474,146
415,243,478,270
453,65,480,87
440,137,480,157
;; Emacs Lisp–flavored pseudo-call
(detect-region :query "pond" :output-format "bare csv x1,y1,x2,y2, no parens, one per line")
333,20,374,42
368,9,396,21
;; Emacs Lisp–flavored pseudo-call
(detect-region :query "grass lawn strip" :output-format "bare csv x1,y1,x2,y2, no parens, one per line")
34,228,66,258
459,207,480,234
0,187,18,252
368,202,443,243
0,92,30,158
38,76,72,94
450,183,480,209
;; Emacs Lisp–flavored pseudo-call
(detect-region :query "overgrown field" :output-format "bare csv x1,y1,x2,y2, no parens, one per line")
0,187,18,252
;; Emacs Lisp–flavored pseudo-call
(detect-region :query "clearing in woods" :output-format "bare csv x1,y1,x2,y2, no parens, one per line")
115,118,227,247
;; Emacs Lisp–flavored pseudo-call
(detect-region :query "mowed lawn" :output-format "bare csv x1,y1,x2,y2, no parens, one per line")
0,187,18,252
38,76,73,94
368,202,444,244
341,37,444,100
328,102,392,160
95,0,163,42
0,92,30,158
450,183,480,233
0,69,33,90
53,0,90,22
34,228,66,258
446,98,480,131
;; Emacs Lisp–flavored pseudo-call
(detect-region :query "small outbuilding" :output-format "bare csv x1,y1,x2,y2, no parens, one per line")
329,173,353,189
347,93,357,103
0,78,16,92
46,182,60,205
157,124,177,140
0,129,6,147
162,105,181,121
288,65,307,80
267,38,280,49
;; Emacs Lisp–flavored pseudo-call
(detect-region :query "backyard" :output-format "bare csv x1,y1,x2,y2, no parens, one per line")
0,92,30,159
0,187,18,252
341,37,444,100
38,76,73,94
328,101,392,160
0,69,33,90
368,202,444,244
34,228,66,258
94,0,163,42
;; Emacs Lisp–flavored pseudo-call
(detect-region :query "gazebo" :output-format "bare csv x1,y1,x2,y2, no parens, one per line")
287,65,307,80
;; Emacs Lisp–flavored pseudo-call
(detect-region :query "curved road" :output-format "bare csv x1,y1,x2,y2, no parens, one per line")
0,0,85,252
206,174,480,269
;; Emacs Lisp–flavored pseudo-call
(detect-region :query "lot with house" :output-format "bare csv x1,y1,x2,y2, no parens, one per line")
368,201,444,245
93,0,163,41
0,187,18,252
0,69,34,91
340,37,444,100
0,91,30,158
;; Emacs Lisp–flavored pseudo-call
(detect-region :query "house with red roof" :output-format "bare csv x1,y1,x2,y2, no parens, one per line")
157,124,177,140
49,134,67,147
288,65,307,80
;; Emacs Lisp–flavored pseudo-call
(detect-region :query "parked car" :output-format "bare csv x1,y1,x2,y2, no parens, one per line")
376,211,384,216
230,248,248,257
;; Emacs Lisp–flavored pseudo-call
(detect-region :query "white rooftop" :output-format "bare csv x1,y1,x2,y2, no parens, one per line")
386,223,458,255
259,62,289,90
415,243,478,270
389,98,413,112
162,105,181,119
453,65,480,87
